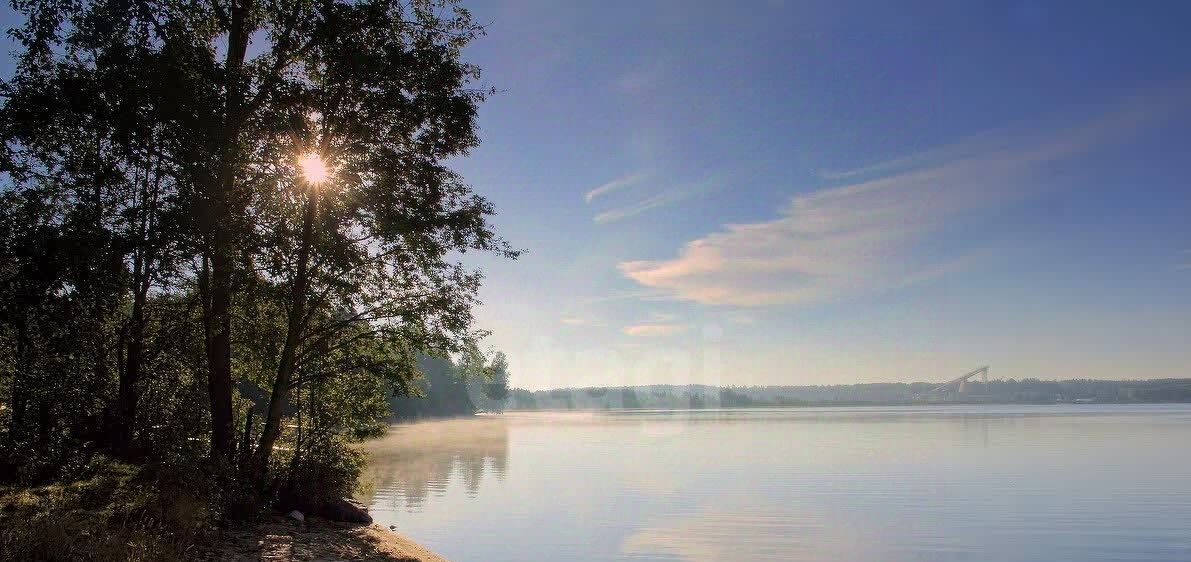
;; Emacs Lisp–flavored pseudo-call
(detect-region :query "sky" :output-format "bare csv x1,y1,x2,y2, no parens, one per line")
3,1,1190,389
447,0,1191,389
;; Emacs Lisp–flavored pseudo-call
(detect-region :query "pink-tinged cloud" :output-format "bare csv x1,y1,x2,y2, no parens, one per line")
620,85,1191,306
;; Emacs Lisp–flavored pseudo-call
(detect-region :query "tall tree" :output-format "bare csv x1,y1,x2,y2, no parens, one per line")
1,0,516,497
0,8,185,458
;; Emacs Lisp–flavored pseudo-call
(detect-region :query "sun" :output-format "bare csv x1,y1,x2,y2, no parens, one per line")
299,153,328,184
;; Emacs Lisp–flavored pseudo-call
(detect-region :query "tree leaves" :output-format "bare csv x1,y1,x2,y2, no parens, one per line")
0,0,517,495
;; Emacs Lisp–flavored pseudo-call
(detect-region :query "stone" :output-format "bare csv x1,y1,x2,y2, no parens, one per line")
318,498,372,524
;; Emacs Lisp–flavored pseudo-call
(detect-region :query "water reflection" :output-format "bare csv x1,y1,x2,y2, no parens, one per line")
362,406,1191,562
362,416,508,510
620,500,870,562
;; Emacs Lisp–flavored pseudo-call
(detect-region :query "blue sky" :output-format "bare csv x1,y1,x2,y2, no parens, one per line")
449,1,1191,388
4,1,1189,388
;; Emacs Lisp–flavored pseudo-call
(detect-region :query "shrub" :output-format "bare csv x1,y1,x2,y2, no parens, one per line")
273,433,366,513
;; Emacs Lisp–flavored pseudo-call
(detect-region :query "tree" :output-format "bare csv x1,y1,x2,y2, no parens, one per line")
479,352,510,413
1,0,516,502
0,17,188,461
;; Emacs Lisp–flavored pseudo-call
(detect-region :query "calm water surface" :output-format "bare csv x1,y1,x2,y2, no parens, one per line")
362,405,1191,562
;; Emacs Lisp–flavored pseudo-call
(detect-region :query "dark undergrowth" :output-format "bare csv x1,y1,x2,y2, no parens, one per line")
0,456,217,561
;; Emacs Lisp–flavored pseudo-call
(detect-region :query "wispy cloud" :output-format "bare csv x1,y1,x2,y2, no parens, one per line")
595,189,689,224
815,127,1015,182
887,245,1008,292
561,313,605,327
620,85,1190,306
622,323,688,337
584,171,650,203
594,173,730,225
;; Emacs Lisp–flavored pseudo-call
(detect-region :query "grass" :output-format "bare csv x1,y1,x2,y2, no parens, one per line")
0,454,442,561
0,457,216,561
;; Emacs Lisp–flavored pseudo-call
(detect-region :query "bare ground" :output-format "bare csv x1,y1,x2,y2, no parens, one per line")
200,516,450,562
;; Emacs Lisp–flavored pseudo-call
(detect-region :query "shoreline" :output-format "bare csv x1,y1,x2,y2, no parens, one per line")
0,471,449,562
205,515,450,562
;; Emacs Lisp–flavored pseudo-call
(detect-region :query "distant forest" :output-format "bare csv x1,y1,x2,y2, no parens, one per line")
386,354,510,419
505,378,1191,410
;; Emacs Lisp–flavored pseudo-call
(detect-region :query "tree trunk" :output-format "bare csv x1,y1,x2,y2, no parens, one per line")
113,339,140,452
203,0,254,468
113,250,149,454
206,239,236,465
8,321,29,441
249,184,318,487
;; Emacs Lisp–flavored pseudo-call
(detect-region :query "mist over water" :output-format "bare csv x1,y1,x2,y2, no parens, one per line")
363,406,1191,562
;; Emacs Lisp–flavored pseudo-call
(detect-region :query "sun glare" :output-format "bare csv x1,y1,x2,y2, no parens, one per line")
299,153,328,184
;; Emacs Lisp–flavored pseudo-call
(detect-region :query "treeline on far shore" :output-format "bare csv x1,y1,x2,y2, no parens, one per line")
504,378,1191,410
387,353,511,419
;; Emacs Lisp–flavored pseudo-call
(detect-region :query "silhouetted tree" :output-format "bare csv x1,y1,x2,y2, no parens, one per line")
0,0,517,505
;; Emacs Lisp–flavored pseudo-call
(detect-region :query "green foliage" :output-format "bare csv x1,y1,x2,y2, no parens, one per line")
389,353,477,419
480,352,511,406
0,2,519,542
273,436,366,512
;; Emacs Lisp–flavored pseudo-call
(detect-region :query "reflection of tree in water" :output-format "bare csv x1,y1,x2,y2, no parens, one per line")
460,452,484,497
489,446,508,480
362,417,509,511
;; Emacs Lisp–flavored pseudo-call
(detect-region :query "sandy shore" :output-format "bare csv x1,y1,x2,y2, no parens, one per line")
203,516,450,562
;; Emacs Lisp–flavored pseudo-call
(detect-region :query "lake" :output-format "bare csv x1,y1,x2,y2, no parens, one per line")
361,405,1191,562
